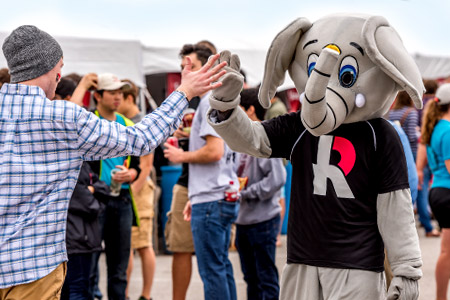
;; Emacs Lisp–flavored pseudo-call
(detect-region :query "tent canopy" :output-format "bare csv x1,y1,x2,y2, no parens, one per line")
0,32,449,91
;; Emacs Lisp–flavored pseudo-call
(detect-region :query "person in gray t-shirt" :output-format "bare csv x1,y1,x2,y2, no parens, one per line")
164,85,239,300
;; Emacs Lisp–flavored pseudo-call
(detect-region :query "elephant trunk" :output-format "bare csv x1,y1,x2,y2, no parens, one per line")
301,47,351,136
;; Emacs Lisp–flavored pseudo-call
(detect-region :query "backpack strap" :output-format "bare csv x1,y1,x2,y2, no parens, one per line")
400,107,415,127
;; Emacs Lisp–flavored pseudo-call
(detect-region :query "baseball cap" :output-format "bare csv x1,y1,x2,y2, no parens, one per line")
435,83,450,105
97,73,130,91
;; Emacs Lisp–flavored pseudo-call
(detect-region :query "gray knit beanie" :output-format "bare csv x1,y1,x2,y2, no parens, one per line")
2,25,63,83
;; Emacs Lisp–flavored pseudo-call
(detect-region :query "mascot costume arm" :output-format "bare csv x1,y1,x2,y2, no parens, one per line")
207,50,272,158
208,14,423,300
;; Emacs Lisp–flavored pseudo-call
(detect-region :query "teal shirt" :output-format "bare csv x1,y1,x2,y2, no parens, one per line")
97,112,130,189
428,119,450,189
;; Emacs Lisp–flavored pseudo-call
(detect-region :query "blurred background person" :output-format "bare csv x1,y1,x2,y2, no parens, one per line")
117,79,156,300
54,77,77,100
0,68,10,88
389,91,419,157
89,73,142,300
163,42,213,300
54,76,111,300
235,88,286,300
420,83,450,300
416,80,441,238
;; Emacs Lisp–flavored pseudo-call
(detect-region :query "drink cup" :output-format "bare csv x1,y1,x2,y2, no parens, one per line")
182,108,195,133
110,168,122,197
166,136,179,148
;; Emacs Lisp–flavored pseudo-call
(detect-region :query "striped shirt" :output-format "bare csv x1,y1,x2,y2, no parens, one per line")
388,107,419,156
0,83,187,288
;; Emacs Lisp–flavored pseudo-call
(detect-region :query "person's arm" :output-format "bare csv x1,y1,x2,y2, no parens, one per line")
445,160,450,175
70,73,98,106
76,54,227,160
416,143,428,189
240,158,287,202
132,153,154,194
163,135,224,164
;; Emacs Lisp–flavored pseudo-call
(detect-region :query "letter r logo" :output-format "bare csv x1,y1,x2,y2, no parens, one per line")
312,135,356,198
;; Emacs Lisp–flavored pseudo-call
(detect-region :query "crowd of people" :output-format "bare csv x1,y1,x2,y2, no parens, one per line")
0,21,450,300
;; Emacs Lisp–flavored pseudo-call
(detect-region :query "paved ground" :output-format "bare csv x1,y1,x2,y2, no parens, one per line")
99,221,444,300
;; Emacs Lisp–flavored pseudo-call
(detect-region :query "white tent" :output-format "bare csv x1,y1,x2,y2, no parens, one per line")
1,32,450,92
414,53,450,80
0,32,146,87
143,45,273,88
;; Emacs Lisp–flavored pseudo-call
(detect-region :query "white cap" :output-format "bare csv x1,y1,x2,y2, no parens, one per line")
435,83,450,105
97,73,130,91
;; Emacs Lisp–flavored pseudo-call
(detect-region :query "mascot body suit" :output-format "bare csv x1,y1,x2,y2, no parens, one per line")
207,14,423,300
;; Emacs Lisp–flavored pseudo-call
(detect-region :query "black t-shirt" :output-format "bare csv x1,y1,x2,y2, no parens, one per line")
262,112,409,272
176,96,201,187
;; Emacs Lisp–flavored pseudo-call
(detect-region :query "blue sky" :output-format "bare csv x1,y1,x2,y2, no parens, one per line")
1,0,450,56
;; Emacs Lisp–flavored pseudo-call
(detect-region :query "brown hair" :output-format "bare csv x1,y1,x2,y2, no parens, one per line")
421,100,450,145
392,91,414,109
196,40,217,55
423,79,438,95
179,44,213,66
121,79,139,104
0,68,11,87
63,73,82,85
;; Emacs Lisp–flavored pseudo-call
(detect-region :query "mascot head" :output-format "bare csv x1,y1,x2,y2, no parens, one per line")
259,13,425,136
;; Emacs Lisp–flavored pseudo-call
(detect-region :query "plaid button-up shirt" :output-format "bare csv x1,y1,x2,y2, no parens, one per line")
0,83,187,288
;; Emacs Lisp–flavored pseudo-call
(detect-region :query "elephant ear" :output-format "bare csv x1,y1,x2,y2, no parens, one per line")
363,16,425,109
259,18,312,108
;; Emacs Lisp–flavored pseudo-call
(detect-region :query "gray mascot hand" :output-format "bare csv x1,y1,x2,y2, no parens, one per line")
386,277,419,300
209,50,245,111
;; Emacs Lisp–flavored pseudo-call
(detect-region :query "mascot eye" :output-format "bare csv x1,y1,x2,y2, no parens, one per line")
307,54,319,77
339,56,358,88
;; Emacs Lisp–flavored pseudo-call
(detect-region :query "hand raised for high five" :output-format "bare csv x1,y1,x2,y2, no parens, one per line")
177,53,227,101
209,50,245,112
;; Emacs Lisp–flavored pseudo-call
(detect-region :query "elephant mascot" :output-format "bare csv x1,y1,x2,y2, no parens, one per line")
207,13,423,300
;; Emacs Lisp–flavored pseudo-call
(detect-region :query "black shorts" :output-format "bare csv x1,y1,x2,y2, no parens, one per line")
429,187,450,228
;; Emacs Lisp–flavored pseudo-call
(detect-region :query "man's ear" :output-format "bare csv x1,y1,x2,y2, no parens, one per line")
93,92,101,103
248,105,256,115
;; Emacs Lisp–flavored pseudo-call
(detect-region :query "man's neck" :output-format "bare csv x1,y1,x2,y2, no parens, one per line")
20,78,48,97
125,105,140,120
97,106,116,121
442,113,450,122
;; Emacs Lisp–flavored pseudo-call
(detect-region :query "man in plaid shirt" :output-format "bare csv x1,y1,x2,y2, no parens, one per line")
0,25,226,299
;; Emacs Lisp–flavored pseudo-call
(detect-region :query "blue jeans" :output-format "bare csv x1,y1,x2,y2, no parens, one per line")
61,253,93,300
90,193,133,300
417,165,434,232
235,215,280,300
191,200,239,300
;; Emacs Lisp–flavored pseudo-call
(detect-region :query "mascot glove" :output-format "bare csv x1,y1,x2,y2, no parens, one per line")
386,276,419,300
209,50,245,112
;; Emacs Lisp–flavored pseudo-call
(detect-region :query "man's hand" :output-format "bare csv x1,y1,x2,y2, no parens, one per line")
112,164,137,183
177,53,227,101
70,73,98,106
163,143,185,164
417,169,423,190
173,127,189,139
183,200,192,221
209,50,245,112
79,73,98,90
